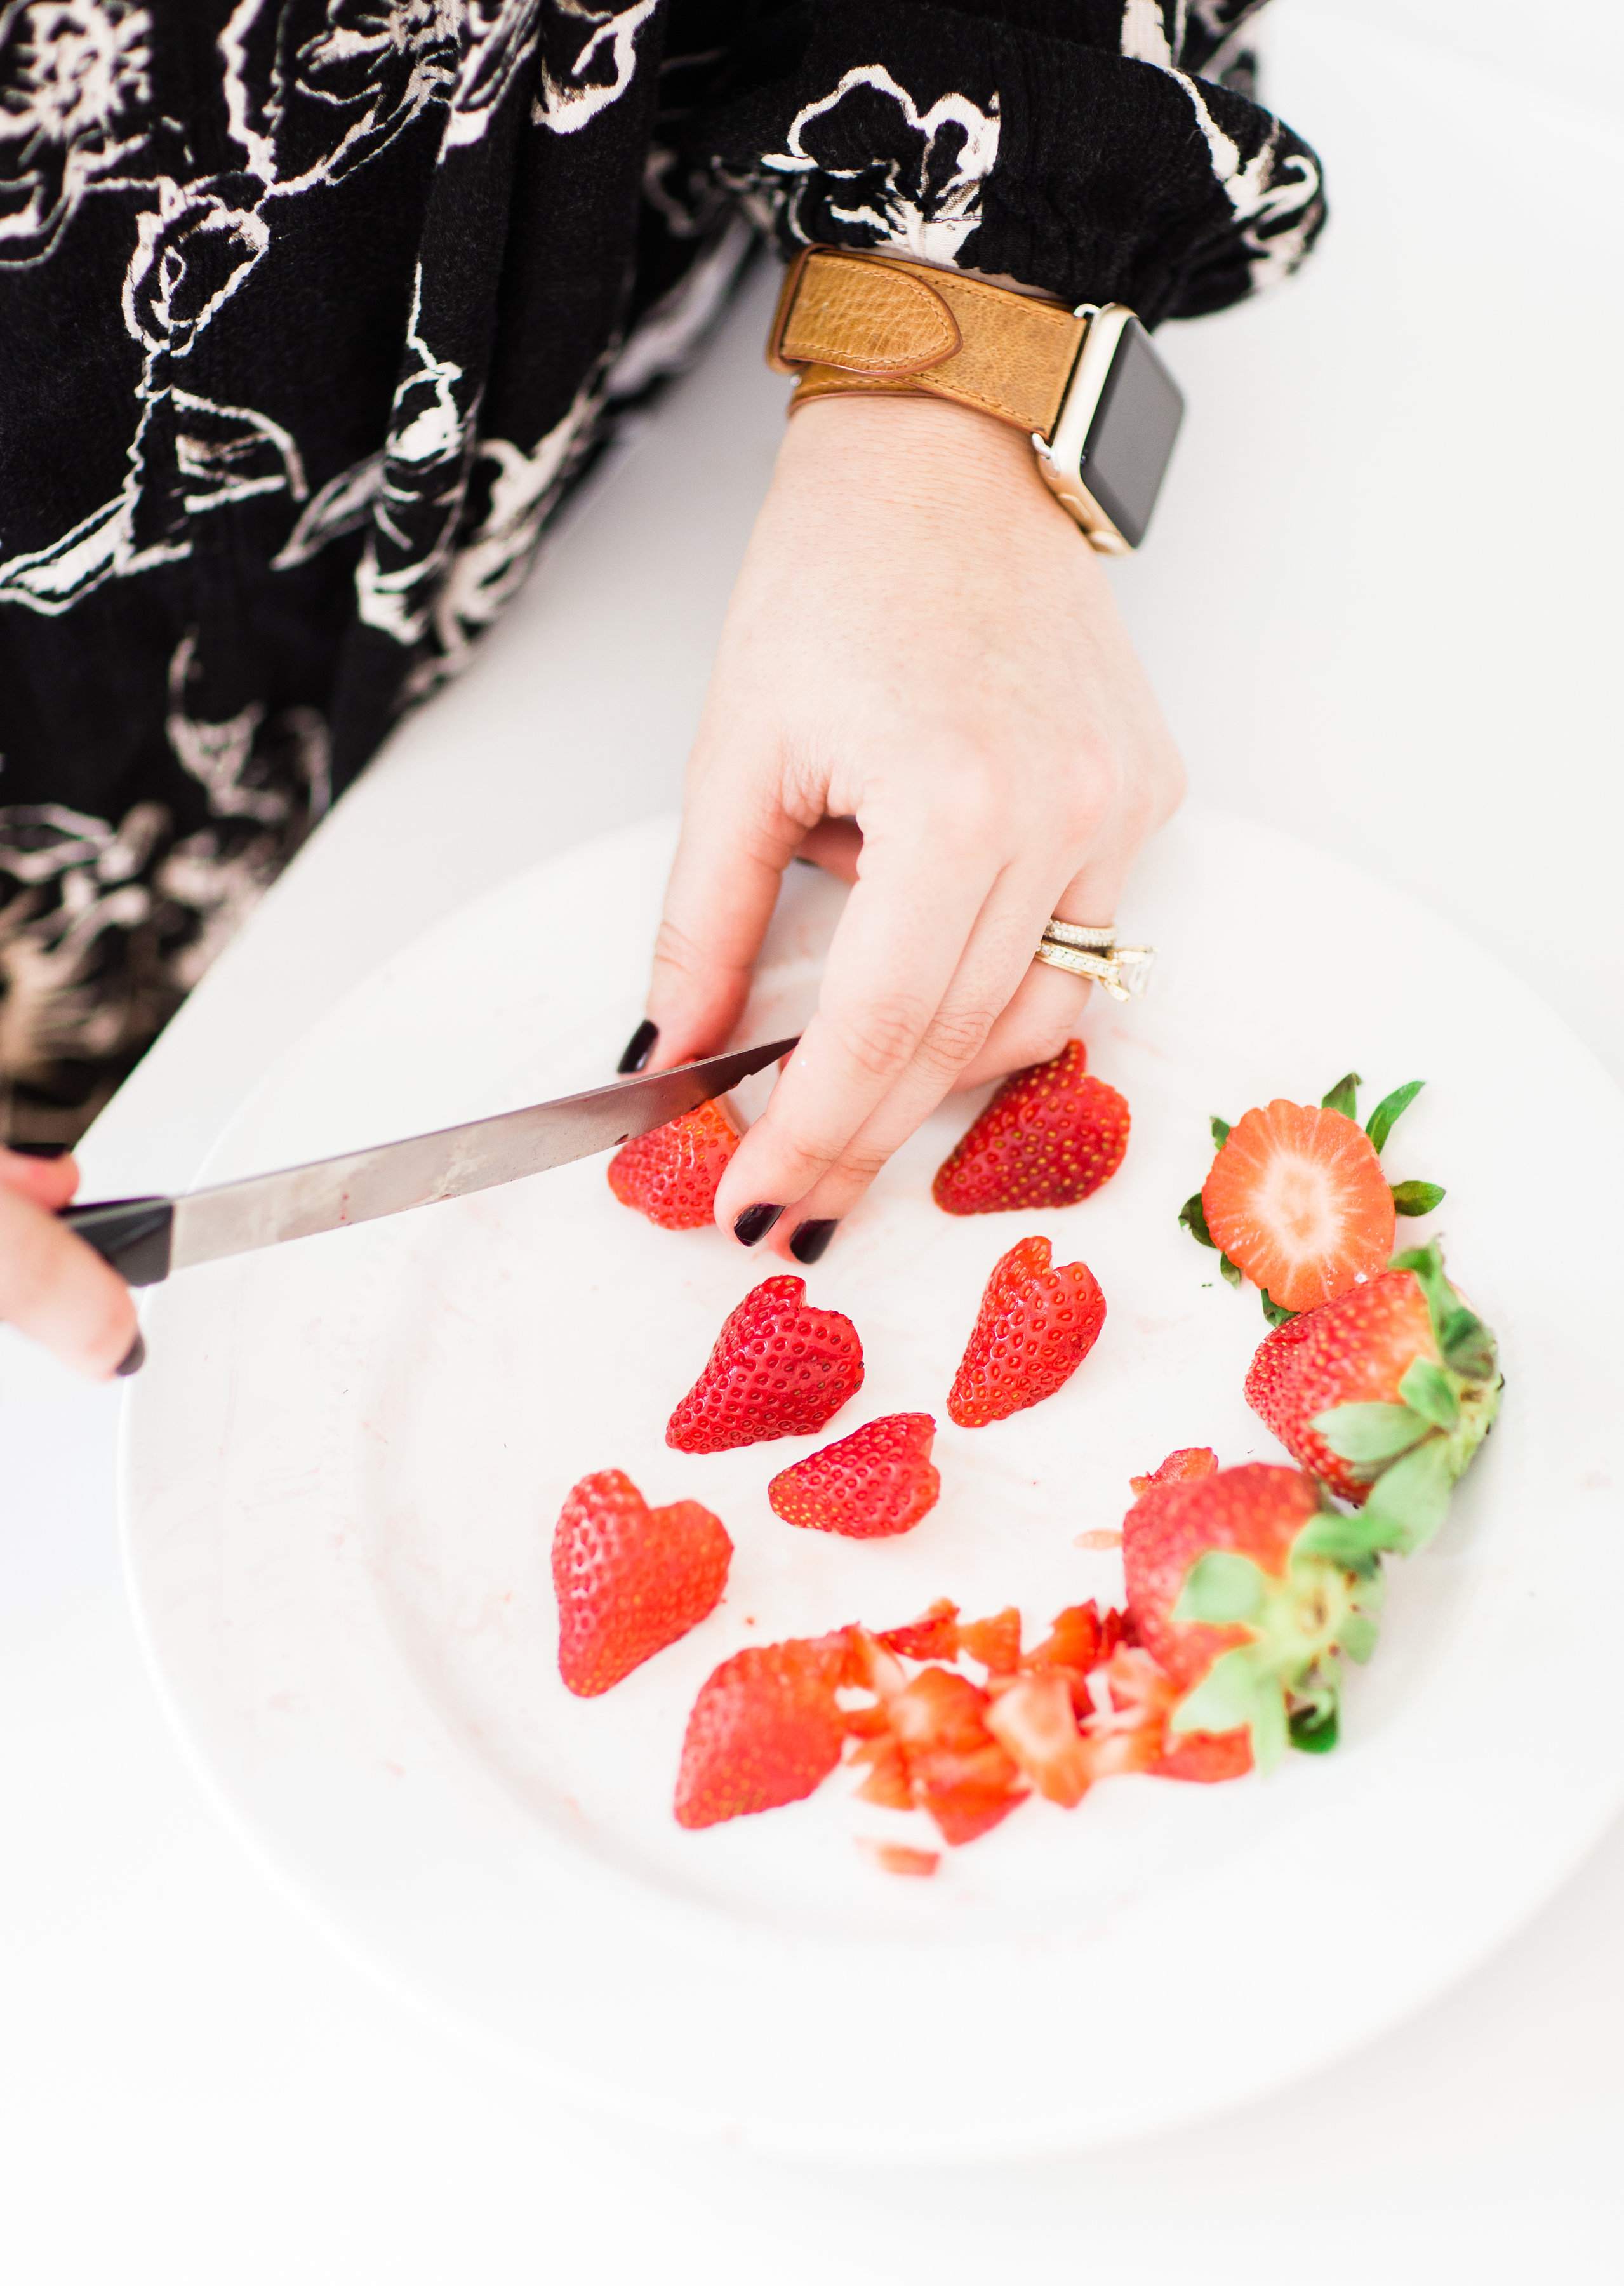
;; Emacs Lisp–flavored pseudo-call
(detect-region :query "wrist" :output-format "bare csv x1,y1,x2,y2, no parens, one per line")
775,391,1069,526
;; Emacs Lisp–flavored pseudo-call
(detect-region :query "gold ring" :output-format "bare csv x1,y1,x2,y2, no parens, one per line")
1034,919,1155,1002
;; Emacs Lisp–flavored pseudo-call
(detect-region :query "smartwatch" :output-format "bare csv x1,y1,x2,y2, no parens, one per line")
768,248,1185,553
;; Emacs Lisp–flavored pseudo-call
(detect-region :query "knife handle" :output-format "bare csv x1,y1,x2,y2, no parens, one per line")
59,1198,175,1287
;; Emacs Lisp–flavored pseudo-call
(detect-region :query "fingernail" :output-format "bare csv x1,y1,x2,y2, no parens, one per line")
789,1219,838,1265
732,1203,784,1248
115,1330,145,1378
617,1019,658,1076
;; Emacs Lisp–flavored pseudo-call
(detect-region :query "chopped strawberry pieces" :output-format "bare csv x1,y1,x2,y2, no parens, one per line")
666,1275,864,1454
858,1841,941,1878
984,1670,1093,1807
958,1606,1022,1674
1202,1099,1395,1314
1075,1647,1180,1781
1129,1446,1220,1497
674,1636,849,1829
768,1412,939,1539
851,1737,914,1810
1022,1599,1120,1676
607,1098,740,1229
877,1598,961,1661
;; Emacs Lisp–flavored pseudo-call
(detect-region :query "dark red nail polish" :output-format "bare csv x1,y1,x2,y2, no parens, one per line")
617,1019,658,1075
733,1203,784,1247
789,1219,837,1265
115,1330,146,1377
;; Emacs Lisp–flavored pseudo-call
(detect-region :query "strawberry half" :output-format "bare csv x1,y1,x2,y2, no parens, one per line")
552,1469,732,1698
931,1039,1129,1214
1246,1238,1501,1554
768,1412,940,1539
608,1099,740,1230
1202,1099,1395,1314
947,1234,1106,1427
674,1634,850,1828
667,1275,864,1454
1123,1461,1383,1766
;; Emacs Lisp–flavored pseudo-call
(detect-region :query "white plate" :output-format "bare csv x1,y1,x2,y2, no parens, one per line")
122,805,1624,2161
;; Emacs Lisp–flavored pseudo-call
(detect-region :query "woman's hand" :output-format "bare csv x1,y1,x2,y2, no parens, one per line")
0,1149,140,1375
633,390,1185,1262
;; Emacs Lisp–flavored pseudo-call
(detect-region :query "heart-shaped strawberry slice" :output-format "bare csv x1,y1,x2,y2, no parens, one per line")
947,1234,1106,1427
552,1469,732,1697
767,1412,939,1539
607,1099,740,1230
666,1275,864,1454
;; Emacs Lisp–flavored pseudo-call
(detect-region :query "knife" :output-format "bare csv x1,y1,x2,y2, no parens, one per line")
58,1036,798,1287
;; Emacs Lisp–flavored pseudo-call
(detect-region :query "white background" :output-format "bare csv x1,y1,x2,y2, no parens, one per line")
3,4,1621,2277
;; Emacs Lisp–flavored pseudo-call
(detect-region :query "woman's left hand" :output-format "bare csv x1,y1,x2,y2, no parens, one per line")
632,389,1185,1262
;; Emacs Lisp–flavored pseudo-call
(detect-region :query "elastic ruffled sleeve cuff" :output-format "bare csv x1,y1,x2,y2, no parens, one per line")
693,0,1324,327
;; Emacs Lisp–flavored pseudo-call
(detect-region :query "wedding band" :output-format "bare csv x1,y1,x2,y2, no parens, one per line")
1034,918,1155,1002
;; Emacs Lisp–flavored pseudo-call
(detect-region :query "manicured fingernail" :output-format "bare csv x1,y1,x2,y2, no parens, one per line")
617,1019,658,1076
115,1331,145,1378
733,1203,784,1247
789,1219,837,1265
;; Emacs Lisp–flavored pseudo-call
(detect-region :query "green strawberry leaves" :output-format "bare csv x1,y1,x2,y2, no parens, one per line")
1366,1079,1424,1153
1399,1355,1459,1428
1175,1549,1267,1626
1260,1289,1296,1328
1321,1071,1361,1119
1210,1116,1231,1149
1358,1435,1457,1554
1392,1179,1446,1216
1180,1191,1244,1287
1314,1402,1432,1465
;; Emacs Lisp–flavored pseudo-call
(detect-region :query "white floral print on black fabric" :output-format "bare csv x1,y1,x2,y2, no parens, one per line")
0,0,1322,1142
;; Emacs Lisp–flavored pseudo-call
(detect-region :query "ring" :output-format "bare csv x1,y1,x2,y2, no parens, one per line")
1033,919,1155,1002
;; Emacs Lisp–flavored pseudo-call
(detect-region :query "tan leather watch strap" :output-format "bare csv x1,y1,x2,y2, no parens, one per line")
768,248,1087,439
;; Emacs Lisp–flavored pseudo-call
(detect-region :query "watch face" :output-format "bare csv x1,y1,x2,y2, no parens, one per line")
1079,317,1185,549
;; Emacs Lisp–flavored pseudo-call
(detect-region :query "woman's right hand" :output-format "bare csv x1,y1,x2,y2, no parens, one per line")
0,1149,141,1376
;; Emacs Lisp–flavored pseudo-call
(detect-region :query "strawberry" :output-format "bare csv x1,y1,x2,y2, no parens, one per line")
957,1606,1022,1674
1246,1238,1501,1553
1123,1462,1383,1767
667,1274,864,1454
768,1412,940,1539
877,1598,961,1661
882,1666,1027,1845
1201,1099,1395,1314
1071,1648,1252,1785
931,1039,1129,1214
984,1669,1093,1806
552,1469,731,1698
674,1633,850,1829
607,1098,740,1229
947,1235,1107,1428
1129,1445,1219,1497
858,1841,940,1878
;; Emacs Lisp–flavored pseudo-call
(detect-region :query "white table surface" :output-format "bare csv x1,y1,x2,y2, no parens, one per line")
4,8,1621,2279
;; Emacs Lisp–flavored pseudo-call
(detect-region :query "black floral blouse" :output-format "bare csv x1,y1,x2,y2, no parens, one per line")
0,0,1322,1146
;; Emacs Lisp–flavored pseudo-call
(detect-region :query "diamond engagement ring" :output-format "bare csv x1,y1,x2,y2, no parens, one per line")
1032,920,1155,1002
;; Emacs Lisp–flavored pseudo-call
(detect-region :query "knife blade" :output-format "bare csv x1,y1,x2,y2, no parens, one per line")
59,1036,798,1287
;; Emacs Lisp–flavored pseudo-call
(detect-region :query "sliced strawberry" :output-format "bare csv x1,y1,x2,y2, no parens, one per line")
957,1606,1022,1674
607,1099,740,1230
876,1598,961,1661
1245,1242,1501,1547
1201,1099,1395,1314
947,1234,1107,1428
674,1635,850,1829
932,1039,1130,1214
1148,1729,1253,1783
767,1412,940,1539
552,1470,731,1698
858,1841,941,1878
983,1670,1092,1807
666,1274,864,1454
1129,1446,1219,1497
883,1666,1027,1845
1075,1647,1178,1781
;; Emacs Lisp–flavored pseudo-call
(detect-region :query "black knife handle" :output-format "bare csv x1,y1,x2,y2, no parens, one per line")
59,1198,175,1287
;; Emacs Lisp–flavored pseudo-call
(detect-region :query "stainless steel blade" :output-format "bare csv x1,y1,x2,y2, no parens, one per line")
167,1036,797,1271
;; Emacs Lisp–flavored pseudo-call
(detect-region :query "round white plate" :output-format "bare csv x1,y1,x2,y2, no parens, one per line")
122,806,1624,2161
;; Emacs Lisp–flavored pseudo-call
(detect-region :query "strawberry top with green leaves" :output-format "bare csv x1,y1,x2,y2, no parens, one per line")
667,1276,865,1454
768,1412,940,1539
1202,1099,1395,1314
1123,1461,1382,1768
1246,1239,1501,1554
552,1469,732,1698
931,1039,1130,1215
947,1234,1107,1427
607,1099,740,1230
674,1634,851,1829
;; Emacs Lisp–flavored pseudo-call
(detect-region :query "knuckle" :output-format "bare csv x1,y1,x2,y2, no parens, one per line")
827,996,928,1085
915,1001,994,1076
